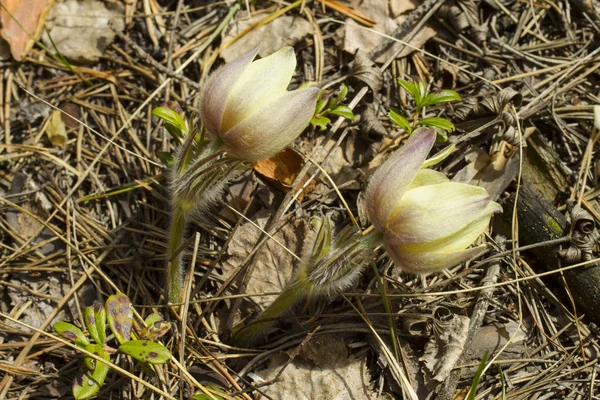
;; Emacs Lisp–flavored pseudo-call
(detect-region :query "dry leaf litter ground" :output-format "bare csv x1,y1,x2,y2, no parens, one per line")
1,0,600,399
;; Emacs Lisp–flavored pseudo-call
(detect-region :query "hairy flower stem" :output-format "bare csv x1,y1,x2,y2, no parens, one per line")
167,137,229,305
232,227,384,346
166,205,188,305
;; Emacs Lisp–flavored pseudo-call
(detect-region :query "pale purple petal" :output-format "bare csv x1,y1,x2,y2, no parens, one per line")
408,201,501,253
222,47,296,132
384,240,485,275
364,127,436,232
386,182,492,245
198,45,260,136
407,169,448,190
221,87,319,161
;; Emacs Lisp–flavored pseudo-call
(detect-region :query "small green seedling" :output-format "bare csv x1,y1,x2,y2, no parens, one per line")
152,102,187,140
53,294,172,399
389,79,461,142
311,84,355,130
153,102,189,168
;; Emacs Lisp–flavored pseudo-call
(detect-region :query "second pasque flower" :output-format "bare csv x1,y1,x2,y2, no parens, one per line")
365,127,502,274
199,45,319,161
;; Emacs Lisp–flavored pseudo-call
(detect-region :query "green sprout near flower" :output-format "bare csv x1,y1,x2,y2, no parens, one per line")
232,128,500,346
53,294,171,400
389,79,461,142
154,45,319,304
310,84,355,130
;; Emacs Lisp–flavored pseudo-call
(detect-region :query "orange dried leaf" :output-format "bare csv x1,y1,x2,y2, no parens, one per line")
0,0,55,61
252,148,315,201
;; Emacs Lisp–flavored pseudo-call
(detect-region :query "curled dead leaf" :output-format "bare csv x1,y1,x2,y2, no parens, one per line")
0,0,55,61
253,148,315,202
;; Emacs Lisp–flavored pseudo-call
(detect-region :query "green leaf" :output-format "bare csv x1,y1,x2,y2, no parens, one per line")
467,351,488,400
73,372,101,400
83,343,109,371
417,117,456,132
84,306,100,345
152,107,187,139
497,364,507,400
397,80,421,102
315,99,328,115
189,387,227,400
143,312,163,327
118,340,171,364
422,144,455,168
417,81,428,106
53,322,89,347
435,128,448,143
311,115,331,131
334,84,349,106
420,90,461,108
329,105,355,121
73,345,110,400
93,302,107,344
157,151,175,167
83,302,106,345
388,108,412,134
315,89,329,115
105,294,133,345
141,320,172,340
141,313,171,340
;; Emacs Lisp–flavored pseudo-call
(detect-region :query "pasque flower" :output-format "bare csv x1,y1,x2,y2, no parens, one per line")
365,127,501,274
199,45,319,161
164,46,319,304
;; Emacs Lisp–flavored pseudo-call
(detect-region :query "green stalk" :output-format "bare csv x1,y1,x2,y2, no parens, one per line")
232,283,307,346
360,228,385,248
167,205,188,305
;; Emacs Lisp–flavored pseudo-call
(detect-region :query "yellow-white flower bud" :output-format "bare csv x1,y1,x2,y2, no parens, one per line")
365,127,502,274
199,45,319,161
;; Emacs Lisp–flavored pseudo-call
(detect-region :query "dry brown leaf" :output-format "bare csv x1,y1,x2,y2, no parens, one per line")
60,102,80,128
259,335,389,400
221,210,305,308
0,0,54,61
43,0,124,64
221,15,314,63
452,148,491,184
467,322,527,364
253,148,314,201
344,0,436,62
45,109,67,147
420,313,469,383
